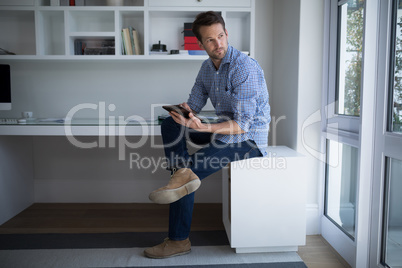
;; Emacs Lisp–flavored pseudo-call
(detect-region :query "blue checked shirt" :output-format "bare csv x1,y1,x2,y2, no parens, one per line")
187,45,271,156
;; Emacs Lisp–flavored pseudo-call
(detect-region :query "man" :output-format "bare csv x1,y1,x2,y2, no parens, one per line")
144,11,271,259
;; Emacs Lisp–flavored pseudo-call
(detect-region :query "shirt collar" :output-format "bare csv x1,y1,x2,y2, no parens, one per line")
221,44,233,65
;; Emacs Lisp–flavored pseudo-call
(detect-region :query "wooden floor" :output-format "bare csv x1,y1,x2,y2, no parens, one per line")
0,203,351,268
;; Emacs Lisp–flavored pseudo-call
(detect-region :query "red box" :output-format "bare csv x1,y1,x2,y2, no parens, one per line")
184,36,198,44
184,43,202,50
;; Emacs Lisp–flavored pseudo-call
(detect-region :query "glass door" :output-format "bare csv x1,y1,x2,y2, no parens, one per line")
321,1,365,266
370,0,402,267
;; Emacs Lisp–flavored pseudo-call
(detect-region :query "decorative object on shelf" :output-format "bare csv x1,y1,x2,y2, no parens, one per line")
69,0,75,6
151,41,167,52
50,0,60,6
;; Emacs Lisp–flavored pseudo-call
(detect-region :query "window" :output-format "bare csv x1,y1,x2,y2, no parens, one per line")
325,140,358,239
379,2,402,267
381,158,402,267
336,0,364,116
389,0,402,133
322,0,364,251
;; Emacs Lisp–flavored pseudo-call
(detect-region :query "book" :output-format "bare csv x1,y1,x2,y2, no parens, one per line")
122,28,133,55
128,27,136,55
132,28,141,55
121,27,141,55
183,22,202,51
121,31,126,55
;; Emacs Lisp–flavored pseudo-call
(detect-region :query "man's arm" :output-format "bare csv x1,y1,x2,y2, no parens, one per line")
170,105,245,135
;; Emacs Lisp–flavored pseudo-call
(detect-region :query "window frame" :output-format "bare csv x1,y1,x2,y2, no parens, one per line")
323,0,364,229
325,0,362,136
320,0,367,265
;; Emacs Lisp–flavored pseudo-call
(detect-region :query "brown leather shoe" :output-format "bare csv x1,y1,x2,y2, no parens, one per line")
144,238,191,259
149,168,201,204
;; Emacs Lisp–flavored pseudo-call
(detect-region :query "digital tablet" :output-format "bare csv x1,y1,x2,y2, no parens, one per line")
162,104,198,119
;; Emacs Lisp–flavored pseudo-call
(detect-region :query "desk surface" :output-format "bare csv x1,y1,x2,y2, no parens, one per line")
0,119,162,136
0,111,220,136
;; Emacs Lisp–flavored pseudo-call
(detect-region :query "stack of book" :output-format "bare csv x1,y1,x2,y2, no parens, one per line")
121,27,141,55
183,23,206,55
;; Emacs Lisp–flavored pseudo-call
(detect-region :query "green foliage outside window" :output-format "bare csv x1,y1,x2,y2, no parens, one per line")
343,0,364,116
393,16,402,132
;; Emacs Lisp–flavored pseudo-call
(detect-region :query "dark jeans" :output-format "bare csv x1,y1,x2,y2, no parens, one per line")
161,117,262,240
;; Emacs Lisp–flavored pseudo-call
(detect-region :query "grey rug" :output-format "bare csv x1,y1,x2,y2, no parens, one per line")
0,231,307,268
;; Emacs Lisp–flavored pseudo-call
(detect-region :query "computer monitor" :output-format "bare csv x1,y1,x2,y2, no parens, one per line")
0,64,11,110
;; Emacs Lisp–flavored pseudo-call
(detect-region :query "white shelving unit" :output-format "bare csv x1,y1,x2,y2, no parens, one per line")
0,0,255,61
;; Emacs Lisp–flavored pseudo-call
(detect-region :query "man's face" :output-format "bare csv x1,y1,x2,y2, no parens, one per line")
198,23,228,62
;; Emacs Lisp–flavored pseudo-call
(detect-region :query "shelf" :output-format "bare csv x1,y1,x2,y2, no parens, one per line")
0,0,255,60
74,0,144,7
0,10,36,56
0,55,208,62
37,10,65,56
68,10,115,32
148,0,251,8
69,32,116,37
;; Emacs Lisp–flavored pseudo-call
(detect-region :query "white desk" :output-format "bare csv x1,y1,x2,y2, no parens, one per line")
0,119,163,225
1,124,306,254
0,119,162,136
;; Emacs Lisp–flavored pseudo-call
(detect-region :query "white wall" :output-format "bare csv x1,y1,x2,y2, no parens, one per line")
0,136,34,225
0,61,204,119
296,0,324,235
254,0,274,102
270,0,324,234
271,0,300,148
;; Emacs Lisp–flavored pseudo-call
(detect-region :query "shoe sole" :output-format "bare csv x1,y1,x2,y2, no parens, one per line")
149,179,201,204
144,249,191,259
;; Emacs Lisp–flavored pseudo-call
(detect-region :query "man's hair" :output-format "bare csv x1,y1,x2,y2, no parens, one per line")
192,11,226,43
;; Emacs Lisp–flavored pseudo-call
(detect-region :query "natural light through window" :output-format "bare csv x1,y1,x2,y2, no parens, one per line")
336,0,364,116
382,158,402,267
325,140,358,239
391,1,402,133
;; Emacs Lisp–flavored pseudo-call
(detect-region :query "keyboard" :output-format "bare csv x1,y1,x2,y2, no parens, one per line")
0,118,20,124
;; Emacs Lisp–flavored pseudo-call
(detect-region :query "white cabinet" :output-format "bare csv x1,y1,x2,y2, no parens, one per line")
222,146,307,253
0,0,254,60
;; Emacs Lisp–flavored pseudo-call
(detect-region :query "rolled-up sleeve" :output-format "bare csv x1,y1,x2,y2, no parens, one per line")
187,66,209,113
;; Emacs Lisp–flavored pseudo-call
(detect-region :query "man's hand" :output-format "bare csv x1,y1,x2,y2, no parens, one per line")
179,102,192,113
169,103,209,131
169,102,245,135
